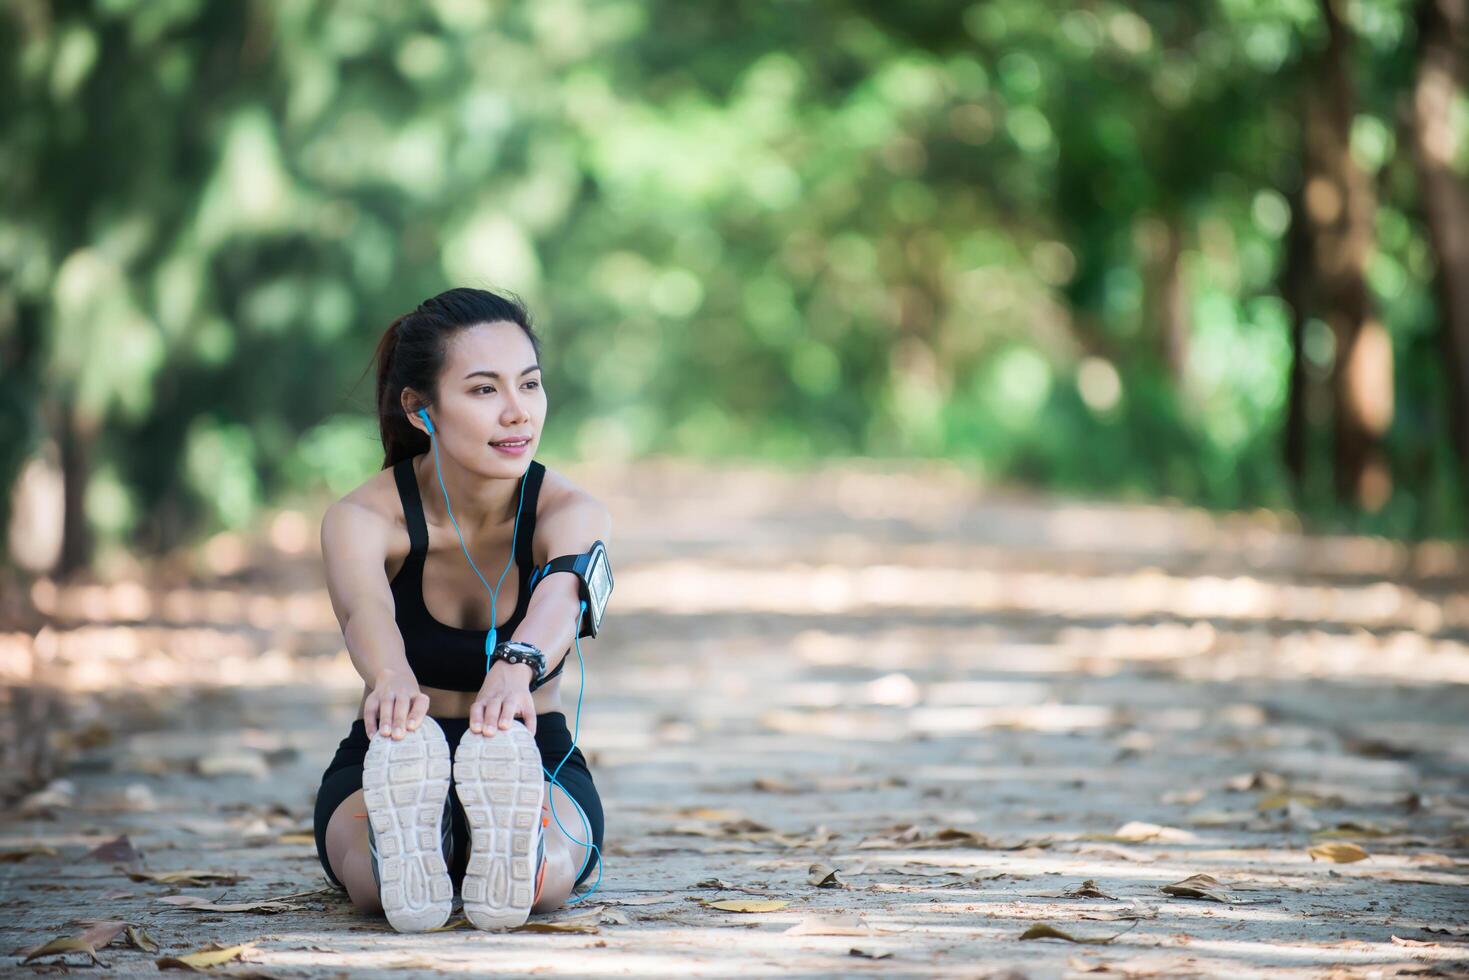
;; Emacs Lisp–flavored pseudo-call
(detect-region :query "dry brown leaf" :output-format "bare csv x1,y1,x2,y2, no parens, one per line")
23,936,106,965
676,805,745,821
1307,842,1369,864
705,899,790,913
605,892,680,906
807,864,847,888
157,895,302,914
753,777,799,793
512,921,599,934
1019,921,1137,944
1391,936,1439,947
127,869,242,886
1226,770,1287,792
1310,822,1391,840
0,845,59,862
81,834,140,864
1160,873,1231,902
276,832,316,845
194,752,269,779
1256,792,1324,811
23,921,128,964
156,942,255,970
785,913,871,936
125,925,160,952
848,947,892,960
1078,903,1159,922
1066,879,1118,900
1084,822,1196,844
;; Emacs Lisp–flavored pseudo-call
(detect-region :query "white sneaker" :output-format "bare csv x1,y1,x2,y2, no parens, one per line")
453,720,547,930
361,716,454,932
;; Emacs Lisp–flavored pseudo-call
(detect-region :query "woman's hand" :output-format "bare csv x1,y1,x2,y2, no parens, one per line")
364,668,429,740
470,661,537,737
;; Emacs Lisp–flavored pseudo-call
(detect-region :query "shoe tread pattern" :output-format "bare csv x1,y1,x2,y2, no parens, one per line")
361,717,453,932
454,721,544,930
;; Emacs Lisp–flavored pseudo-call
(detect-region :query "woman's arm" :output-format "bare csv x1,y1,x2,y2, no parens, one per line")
470,492,613,736
320,500,427,738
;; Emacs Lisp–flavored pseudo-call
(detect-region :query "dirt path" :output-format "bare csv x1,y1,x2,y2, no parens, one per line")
3,460,1467,977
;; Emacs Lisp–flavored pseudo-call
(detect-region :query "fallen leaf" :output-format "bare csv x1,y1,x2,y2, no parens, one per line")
512,921,599,934
605,892,680,906
1310,821,1391,840
753,777,799,793
1085,822,1196,844
1074,844,1157,863
807,864,847,889
1079,903,1159,922
1067,879,1118,900
1160,788,1206,806
23,936,106,965
156,942,255,970
785,913,871,936
1225,770,1286,792
194,752,269,779
425,916,469,932
848,947,892,960
600,908,631,925
1256,792,1324,811
1184,809,1255,828
1019,921,1137,944
1308,842,1369,864
125,925,159,952
0,844,59,862
1391,936,1439,947
276,832,316,845
19,779,76,816
1160,873,1231,903
22,921,128,964
705,899,790,913
81,834,140,864
158,895,302,913
127,869,242,886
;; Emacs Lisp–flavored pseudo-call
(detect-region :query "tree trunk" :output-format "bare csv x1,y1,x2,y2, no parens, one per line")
1283,185,1315,492
1409,0,1469,501
1139,213,1191,385
54,400,97,580
1305,0,1394,511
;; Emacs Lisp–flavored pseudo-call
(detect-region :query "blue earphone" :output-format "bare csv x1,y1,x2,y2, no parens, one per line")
417,407,602,899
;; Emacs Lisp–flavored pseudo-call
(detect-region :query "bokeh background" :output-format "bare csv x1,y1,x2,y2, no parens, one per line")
3,0,1468,585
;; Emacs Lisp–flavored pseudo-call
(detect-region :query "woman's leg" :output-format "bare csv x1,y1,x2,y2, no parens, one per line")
531,779,595,913
323,789,382,914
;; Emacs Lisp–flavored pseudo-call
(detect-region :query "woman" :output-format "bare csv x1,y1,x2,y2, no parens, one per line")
312,287,608,933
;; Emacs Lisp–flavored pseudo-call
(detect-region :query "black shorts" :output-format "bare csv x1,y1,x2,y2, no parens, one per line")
312,712,604,889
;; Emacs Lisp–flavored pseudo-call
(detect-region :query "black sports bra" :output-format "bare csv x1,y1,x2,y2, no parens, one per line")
389,455,565,693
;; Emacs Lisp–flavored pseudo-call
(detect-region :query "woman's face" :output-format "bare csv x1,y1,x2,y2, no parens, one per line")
426,320,546,476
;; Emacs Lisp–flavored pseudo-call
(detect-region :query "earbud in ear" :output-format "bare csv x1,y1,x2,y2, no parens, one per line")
417,408,435,436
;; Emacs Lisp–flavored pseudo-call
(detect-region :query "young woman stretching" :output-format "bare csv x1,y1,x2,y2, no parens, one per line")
312,287,609,932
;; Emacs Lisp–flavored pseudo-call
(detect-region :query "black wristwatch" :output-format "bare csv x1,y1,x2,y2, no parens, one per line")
489,640,546,680
530,539,613,638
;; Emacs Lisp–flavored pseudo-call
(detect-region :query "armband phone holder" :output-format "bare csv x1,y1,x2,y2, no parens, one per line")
531,539,613,638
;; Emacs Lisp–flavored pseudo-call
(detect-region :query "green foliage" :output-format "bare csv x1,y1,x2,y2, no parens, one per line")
1,0,1464,559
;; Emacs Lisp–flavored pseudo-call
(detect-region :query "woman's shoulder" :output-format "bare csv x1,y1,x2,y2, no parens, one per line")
320,463,413,565
534,463,607,518
531,463,612,562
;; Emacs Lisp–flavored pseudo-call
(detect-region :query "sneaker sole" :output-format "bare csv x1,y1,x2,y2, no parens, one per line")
361,717,453,933
454,721,545,930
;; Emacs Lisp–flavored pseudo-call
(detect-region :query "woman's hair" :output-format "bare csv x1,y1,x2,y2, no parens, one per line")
371,287,542,469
